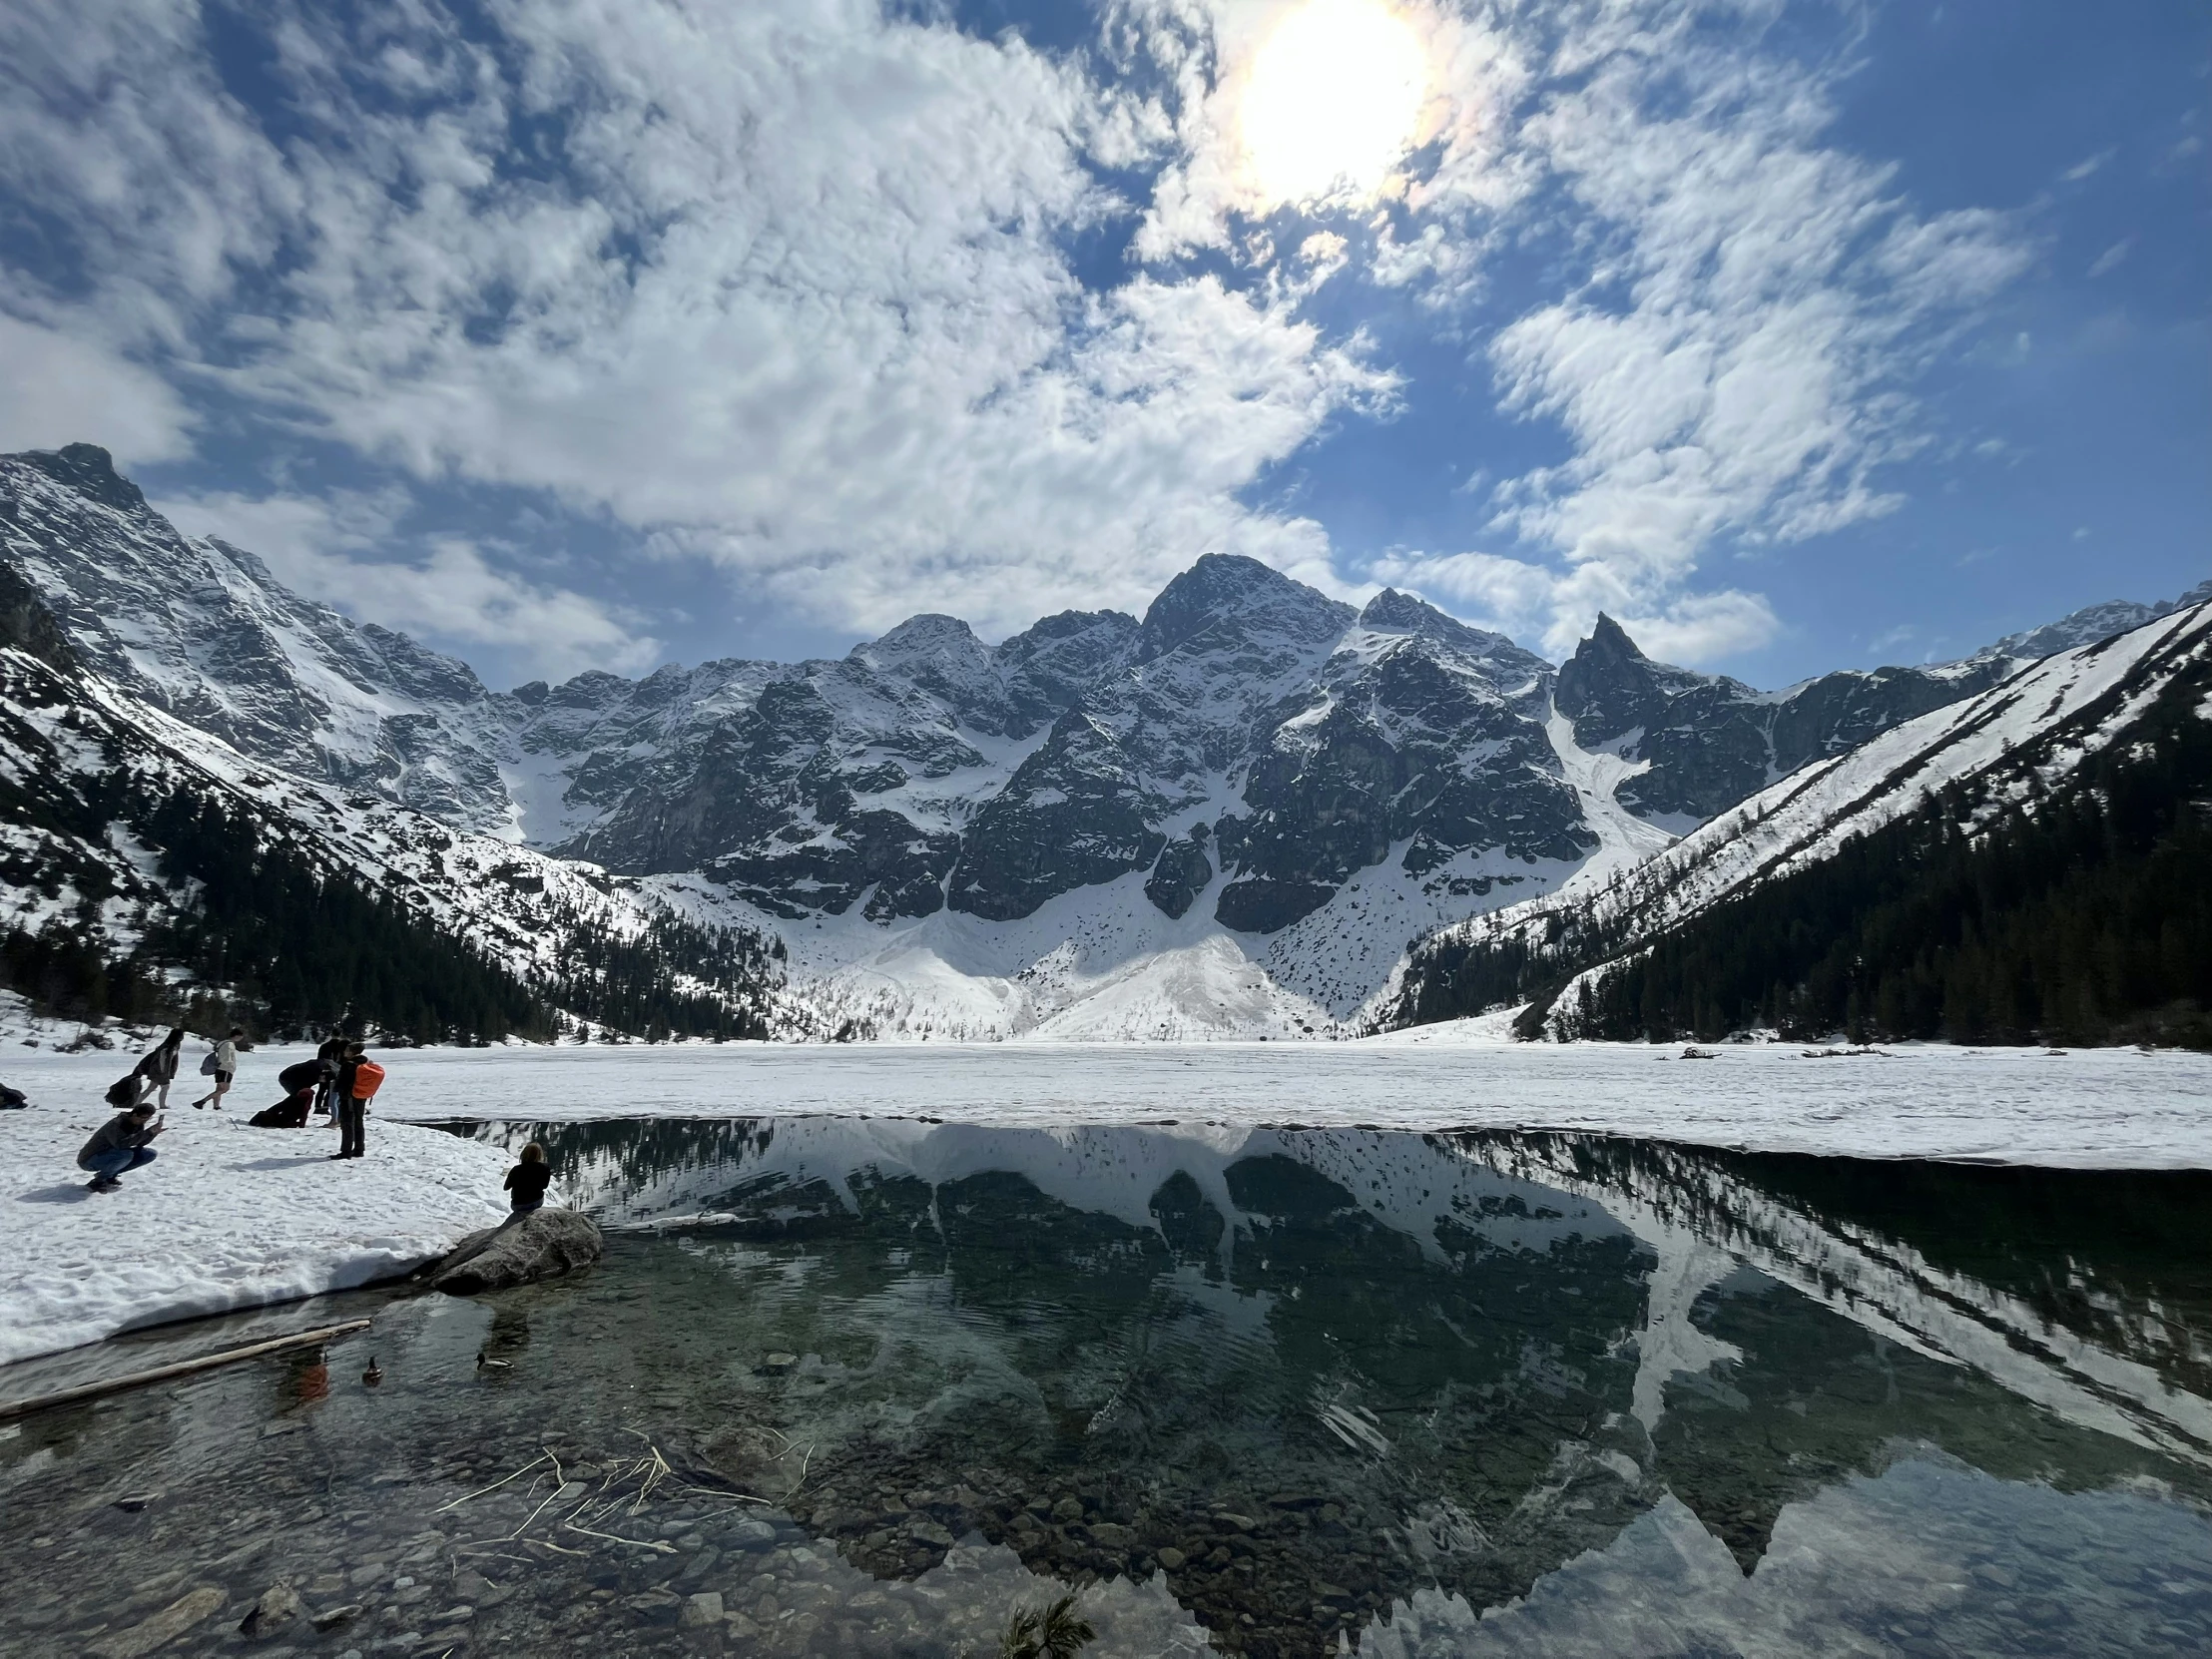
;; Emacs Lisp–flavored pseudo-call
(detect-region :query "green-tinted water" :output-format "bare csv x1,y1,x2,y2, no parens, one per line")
3,1122,2208,1658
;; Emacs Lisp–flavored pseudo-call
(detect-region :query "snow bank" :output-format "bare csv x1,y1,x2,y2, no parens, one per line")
0,1106,507,1365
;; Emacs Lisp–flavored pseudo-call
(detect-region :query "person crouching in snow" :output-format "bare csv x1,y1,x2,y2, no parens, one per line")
193,1026,243,1110
78,1100,165,1191
501,1143,552,1224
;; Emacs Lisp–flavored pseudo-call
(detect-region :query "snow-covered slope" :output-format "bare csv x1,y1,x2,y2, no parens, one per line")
0,444,520,831
0,638,805,1041
1388,600,2212,1035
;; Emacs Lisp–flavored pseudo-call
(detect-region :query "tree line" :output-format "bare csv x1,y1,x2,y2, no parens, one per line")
1396,667,2212,1048
2,780,777,1045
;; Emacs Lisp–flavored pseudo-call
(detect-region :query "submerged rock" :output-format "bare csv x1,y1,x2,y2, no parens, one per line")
421,1209,604,1295
239,1581,301,1638
91,1587,225,1659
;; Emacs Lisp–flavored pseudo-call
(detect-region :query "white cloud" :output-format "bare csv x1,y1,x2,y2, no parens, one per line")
2087,238,2133,278
0,311,193,462
2061,148,2116,183
164,488,660,682
0,0,2029,672
1464,3,2023,654
2,0,1390,643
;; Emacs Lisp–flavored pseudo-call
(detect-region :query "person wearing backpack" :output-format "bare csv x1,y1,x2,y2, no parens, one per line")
192,1027,244,1110
331,1043,385,1160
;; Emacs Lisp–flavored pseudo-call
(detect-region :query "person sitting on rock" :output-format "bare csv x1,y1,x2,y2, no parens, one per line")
78,1100,165,1191
501,1142,552,1223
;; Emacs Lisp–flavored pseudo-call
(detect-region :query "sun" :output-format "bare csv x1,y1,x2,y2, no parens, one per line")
1241,0,1428,208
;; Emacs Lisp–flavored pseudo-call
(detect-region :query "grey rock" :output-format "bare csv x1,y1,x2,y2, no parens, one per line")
422,1208,604,1295
240,1582,302,1638
90,1586,226,1659
1144,828,1213,919
679,1592,725,1628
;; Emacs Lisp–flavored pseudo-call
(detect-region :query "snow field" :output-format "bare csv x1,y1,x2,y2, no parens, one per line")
0,1105,508,1366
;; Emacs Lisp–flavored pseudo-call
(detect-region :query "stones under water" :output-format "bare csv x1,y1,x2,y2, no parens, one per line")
2,1122,2208,1658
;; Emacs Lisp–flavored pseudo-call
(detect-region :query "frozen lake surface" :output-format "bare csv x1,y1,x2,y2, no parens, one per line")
12,1038,2204,1167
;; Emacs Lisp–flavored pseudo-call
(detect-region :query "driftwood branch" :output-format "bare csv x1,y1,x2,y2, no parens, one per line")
0,1320,373,1421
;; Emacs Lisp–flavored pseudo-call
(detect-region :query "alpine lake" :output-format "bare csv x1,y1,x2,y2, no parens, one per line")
3,1119,2208,1659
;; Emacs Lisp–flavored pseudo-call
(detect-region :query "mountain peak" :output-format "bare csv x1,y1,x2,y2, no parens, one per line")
858,612,984,659
1580,612,1646,661
9,442,149,515
1140,554,1354,661
1358,588,1450,632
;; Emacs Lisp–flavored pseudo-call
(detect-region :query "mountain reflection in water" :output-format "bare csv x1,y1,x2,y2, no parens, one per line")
448,1118,2212,1656
3,1121,2206,1659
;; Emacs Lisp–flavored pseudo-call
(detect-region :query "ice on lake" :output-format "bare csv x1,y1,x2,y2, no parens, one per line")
14,1036,2200,1165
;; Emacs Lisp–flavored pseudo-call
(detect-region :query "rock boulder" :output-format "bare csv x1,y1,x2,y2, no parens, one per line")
422,1208,604,1295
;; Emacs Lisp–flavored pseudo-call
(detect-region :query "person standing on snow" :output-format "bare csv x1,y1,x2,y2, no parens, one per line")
310,1036,344,1118
77,1099,166,1191
193,1026,243,1110
131,1028,187,1112
331,1042,379,1160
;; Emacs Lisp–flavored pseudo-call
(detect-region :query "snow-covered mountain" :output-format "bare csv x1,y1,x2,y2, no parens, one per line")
0,570,805,1041
1388,599,2212,1038
5,441,2199,1039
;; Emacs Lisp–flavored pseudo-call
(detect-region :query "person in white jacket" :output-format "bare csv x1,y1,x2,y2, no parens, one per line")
193,1026,244,1110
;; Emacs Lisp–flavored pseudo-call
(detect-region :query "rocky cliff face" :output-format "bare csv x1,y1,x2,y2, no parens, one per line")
0,444,518,830
1556,615,2017,824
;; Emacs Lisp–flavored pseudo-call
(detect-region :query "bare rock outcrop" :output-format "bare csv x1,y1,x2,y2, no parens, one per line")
421,1208,603,1295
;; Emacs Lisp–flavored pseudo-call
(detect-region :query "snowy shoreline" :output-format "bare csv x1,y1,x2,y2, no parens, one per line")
0,1108,507,1367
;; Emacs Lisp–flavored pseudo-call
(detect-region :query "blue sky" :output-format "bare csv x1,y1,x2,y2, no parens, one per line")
0,0,2202,691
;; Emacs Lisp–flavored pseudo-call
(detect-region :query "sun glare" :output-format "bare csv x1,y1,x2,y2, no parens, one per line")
1241,0,1427,207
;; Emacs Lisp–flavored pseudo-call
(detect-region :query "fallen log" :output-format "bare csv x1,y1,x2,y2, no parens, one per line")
0,1319,372,1421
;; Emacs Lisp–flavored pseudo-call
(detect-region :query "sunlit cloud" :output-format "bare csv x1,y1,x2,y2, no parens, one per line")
1241,0,1428,206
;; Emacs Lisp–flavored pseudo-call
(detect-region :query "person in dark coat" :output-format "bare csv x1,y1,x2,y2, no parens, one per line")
331,1042,368,1160
78,1101,164,1191
309,1037,344,1118
131,1028,188,1112
500,1142,553,1224
250,1086,314,1128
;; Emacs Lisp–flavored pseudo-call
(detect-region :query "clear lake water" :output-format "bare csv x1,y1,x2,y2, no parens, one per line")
2,1119,2208,1658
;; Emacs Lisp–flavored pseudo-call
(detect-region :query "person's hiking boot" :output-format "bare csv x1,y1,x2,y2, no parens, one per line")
86,1176,120,1192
